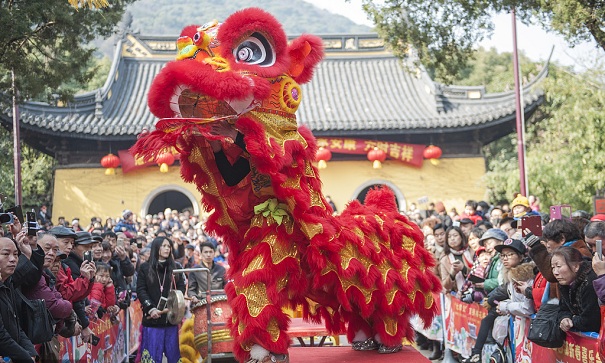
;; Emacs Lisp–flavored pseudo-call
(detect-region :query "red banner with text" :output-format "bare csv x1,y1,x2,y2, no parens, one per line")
315,137,425,168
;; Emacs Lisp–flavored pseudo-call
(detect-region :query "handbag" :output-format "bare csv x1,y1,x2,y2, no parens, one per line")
15,288,55,344
39,335,60,363
527,303,565,348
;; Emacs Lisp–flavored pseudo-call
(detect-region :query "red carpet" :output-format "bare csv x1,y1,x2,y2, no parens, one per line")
288,346,429,363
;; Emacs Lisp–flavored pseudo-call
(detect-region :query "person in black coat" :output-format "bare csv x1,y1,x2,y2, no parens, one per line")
552,246,601,333
0,237,38,362
63,231,97,343
136,236,186,363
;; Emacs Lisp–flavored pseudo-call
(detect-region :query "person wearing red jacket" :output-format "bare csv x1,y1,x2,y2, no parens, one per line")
88,262,119,320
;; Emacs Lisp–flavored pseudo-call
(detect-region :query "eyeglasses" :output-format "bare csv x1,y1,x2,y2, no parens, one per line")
500,252,518,259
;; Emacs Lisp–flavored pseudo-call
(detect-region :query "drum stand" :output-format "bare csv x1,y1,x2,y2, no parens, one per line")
174,268,235,363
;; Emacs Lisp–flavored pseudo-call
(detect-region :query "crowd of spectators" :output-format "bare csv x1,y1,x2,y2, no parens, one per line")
412,194,605,362
0,206,227,362
2,193,605,362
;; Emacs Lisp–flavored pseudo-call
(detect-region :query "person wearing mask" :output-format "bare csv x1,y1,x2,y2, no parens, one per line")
553,247,600,333
136,237,186,363
0,237,38,361
188,242,227,301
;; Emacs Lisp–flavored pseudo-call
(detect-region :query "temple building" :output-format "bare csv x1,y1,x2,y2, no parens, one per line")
0,32,546,221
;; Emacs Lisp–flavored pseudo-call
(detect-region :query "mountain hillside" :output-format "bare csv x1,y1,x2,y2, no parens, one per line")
126,0,372,35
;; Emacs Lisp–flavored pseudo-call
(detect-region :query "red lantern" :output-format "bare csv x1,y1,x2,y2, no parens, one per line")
315,147,332,169
423,145,442,165
367,147,387,169
156,152,175,173
100,153,120,175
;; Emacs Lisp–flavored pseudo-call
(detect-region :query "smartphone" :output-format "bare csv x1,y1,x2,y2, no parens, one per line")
91,334,100,346
157,296,168,311
117,237,125,248
597,240,603,259
520,215,542,237
452,221,460,227
84,251,93,263
26,211,37,236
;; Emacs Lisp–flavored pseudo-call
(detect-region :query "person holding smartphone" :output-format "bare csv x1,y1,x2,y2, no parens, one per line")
63,232,98,344
136,237,186,363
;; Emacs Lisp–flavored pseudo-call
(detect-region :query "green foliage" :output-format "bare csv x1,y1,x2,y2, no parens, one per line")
0,127,54,210
0,0,133,209
359,0,605,81
475,56,605,211
126,0,371,36
0,0,136,105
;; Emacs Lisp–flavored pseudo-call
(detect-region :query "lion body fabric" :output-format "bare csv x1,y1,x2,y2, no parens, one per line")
132,7,441,362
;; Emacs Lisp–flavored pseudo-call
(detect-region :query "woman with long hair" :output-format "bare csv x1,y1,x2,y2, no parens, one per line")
136,237,186,363
439,226,474,294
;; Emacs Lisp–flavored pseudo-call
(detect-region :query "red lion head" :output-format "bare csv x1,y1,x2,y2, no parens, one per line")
147,7,324,123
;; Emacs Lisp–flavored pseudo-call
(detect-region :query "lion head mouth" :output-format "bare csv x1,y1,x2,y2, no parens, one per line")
169,85,257,121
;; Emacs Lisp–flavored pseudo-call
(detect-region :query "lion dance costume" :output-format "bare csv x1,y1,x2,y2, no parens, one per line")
132,8,441,363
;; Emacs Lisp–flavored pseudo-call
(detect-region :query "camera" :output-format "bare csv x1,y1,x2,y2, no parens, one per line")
91,334,100,346
0,199,17,226
460,288,485,304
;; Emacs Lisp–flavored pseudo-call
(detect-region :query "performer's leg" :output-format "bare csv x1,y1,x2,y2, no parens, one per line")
227,228,305,362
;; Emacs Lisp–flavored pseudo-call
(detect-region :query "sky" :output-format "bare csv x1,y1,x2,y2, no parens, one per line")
303,0,603,70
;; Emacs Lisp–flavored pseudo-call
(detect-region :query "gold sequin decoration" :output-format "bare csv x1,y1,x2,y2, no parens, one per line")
341,276,376,304
305,297,320,316
249,111,308,157
300,221,323,239
242,255,266,276
368,233,384,253
267,318,281,343
401,235,415,253
374,215,385,228
320,261,337,275
376,259,393,285
310,188,325,208
188,147,237,232
304,161,315,178
340,242,372,271
276,275,288,292
383,316,398,336
280,175,301,189
236,282,271,318
386,285,399,305
264,234,299,265
401,261,410,282
424,292,434,309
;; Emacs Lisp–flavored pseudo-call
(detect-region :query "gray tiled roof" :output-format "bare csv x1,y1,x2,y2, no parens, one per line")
7,33,546,140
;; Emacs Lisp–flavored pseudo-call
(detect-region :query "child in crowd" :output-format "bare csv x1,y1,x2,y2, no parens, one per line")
459,246,491,303
88,262,120,321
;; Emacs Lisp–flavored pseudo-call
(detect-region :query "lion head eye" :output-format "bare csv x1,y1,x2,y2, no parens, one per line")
233,32,275,66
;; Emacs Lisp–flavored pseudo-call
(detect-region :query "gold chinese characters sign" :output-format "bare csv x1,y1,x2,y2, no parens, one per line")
316,138,425,168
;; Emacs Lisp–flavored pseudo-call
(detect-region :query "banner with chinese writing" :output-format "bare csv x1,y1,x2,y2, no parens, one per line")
531,332,602,363
514,316,532,362
128,300,143,354
443,294,488,357
315,137,425,168
411,293,444,341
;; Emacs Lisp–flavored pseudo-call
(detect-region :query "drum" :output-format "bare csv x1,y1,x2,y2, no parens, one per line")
191,293,233,356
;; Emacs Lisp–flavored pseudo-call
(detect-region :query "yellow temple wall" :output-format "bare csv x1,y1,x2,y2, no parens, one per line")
52,157,486,223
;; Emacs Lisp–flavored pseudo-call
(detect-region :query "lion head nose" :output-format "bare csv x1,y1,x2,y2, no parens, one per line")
203,56,230,72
